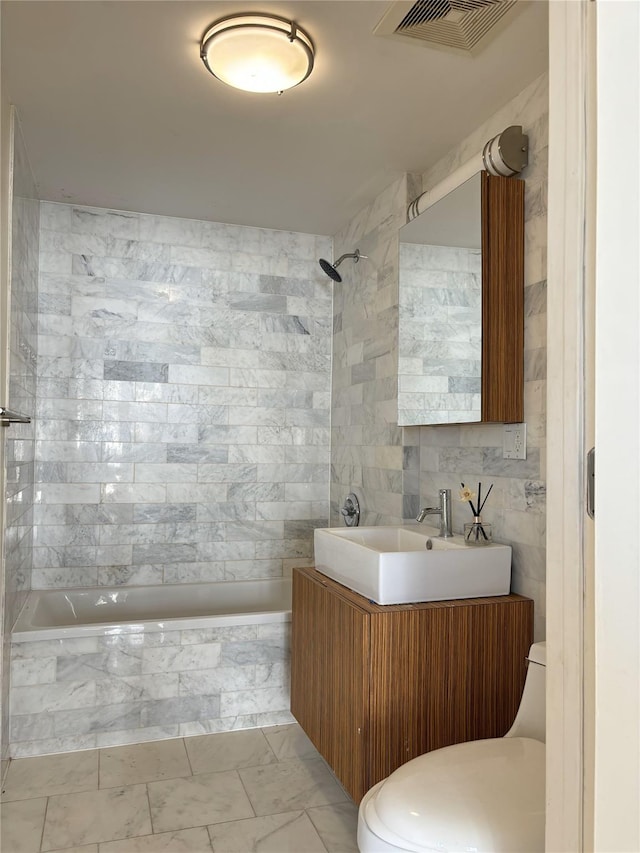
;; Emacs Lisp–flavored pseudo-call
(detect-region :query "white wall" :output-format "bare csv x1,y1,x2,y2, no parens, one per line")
594,1,640,848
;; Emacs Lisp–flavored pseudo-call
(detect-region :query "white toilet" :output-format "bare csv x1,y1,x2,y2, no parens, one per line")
357,641,546,853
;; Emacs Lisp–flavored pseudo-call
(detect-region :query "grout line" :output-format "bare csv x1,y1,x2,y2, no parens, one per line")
144,782,155,835
1,756,13,791
204,823,216,852
182,736,195,776
257,726,279,764
97,773,192,793
306,800,360,849
97,745,102,789
38,796,49,853
234,768,257,819
303,808,332,853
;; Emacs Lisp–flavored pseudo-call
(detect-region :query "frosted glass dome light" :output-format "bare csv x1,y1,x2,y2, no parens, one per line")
200,14,315,94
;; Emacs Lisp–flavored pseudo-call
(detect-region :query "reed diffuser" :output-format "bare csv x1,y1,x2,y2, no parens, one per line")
459,482,493,545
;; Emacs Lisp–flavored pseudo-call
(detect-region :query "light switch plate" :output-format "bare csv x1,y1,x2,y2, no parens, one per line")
503,423,527,459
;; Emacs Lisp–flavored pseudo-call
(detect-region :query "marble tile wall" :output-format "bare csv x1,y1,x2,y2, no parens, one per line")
416,74,548,640
330,73,547,638
330,174,422,525
34,204,332,588
2,115,39,759
398,243,482,425
10,621,292,756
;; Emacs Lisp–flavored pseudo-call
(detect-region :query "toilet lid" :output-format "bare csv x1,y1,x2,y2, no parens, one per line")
368,737,545,853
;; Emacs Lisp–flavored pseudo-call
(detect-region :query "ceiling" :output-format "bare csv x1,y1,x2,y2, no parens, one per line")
1,1,548,236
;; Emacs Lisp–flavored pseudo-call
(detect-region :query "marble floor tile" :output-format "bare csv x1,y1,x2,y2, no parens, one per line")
1,731,357,853
99,738,191,788
41,784,152,850
1,750,99,801
262,723,319,762
0,796,47,853
306,802,360,852
207,810,327,853
239,758,348,816
185,728,276,775
147,770,254,834
100,827,213,852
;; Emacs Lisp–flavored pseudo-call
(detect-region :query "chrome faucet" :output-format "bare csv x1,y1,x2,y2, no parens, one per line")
416,488,453,538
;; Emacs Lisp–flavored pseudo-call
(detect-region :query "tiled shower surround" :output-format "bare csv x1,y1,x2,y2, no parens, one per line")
34,204,332,589
10,621,291,757
9,205,329,755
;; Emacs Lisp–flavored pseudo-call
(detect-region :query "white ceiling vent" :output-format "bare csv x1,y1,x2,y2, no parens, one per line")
374,0,523,56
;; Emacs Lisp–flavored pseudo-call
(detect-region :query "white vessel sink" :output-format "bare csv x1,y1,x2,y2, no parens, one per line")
313,524,511,605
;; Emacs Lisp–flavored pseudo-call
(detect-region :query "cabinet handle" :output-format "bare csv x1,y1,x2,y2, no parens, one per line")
587,446,595,519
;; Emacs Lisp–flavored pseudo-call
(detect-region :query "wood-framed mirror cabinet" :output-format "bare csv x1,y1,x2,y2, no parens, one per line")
398,171,524,426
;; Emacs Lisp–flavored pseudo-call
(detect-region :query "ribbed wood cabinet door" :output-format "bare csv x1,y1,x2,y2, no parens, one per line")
367,597,533,788
290,570,370,801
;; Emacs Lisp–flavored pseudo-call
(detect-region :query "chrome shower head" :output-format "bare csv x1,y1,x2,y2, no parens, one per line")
318,249,366,282
319,257,342,282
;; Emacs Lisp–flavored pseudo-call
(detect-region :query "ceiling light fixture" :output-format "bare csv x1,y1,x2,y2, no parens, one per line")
200,13,315,94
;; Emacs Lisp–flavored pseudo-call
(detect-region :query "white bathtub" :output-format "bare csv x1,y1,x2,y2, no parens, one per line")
12,579,292,642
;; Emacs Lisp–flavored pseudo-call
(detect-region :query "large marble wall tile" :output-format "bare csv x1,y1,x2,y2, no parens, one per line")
179,666,255,695
95,674,179,704
10,734,99,759
142,645,221,674
10,657,57,687
11,681,96,716
140,696,221,728
53,704,143,738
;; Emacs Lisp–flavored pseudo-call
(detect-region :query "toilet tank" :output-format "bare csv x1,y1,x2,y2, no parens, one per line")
505,641,546,743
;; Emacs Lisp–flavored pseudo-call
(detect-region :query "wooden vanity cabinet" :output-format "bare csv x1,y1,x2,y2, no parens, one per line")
290,567,533,803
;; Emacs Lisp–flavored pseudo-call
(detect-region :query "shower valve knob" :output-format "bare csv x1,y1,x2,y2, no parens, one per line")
340,493,360,527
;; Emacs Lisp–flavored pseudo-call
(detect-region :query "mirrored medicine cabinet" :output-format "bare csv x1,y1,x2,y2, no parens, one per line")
398,171,524,426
